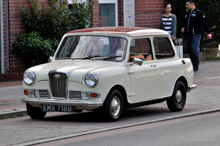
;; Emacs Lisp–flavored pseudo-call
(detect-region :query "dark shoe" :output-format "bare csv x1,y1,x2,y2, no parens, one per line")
194,68,198,71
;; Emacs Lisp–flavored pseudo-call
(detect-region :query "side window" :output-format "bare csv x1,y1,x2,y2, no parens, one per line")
153,37,174,59
128,38,153,62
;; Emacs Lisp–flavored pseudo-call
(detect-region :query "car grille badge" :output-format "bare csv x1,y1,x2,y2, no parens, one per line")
54,74,61,79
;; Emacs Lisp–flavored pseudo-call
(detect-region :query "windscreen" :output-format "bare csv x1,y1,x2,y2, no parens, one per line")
56,36,127,61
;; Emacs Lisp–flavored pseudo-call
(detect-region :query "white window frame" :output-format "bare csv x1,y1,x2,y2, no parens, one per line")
99,0,118,27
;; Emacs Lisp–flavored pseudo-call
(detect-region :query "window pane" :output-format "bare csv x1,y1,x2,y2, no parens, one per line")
129,38,152,62
99,4,115,26
153,37,174,59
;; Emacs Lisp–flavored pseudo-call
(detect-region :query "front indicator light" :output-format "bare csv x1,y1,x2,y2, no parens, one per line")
24,89,35,97
91,93,98,97
24,90,29,95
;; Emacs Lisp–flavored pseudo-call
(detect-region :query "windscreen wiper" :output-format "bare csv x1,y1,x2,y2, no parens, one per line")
102,55,122,60
91,55,122,61
72,55,101,60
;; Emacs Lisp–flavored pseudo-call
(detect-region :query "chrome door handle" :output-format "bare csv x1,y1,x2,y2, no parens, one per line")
151,64,157,67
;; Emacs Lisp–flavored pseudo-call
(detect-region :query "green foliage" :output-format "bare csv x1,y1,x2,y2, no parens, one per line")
13,31,59,64
19,0,68,39
13,0,93,65
166,0,220,47
12,115,17,118
19,0,93,40
69,0,93,29
205,57,220,61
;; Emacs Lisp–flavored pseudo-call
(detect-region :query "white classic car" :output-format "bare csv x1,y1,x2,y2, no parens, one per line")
22,27,196,121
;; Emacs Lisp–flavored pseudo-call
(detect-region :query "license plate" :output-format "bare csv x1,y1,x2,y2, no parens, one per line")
41,104,74,112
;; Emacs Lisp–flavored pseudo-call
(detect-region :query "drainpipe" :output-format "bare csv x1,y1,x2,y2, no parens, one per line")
5,0,9,71
0,0,4,74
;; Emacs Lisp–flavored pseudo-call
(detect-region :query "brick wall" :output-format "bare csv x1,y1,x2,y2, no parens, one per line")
3,0,49,72
118,0,164,28
118,0,123,26
92,0,99,27
8,0,30,71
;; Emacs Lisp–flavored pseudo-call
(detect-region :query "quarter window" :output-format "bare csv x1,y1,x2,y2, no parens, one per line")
153,37,174,59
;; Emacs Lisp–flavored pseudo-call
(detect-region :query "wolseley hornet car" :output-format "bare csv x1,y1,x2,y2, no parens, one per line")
22,27,196,121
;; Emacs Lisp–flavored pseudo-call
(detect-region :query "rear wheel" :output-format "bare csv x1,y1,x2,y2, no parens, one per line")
167,81,186,111
26,103,47,119
102,89,123,121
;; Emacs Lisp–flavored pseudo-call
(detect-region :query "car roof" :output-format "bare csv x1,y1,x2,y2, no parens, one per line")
67,27,169,36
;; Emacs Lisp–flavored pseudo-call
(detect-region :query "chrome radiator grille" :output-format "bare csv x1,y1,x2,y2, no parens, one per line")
39,90,50,97
35,90,50,98
49,72,67,98
69,91,81,99
69,91,89,100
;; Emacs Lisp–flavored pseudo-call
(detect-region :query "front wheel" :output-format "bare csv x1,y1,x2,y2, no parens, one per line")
26,103,47,119
102,90,123,121
167,81,186,111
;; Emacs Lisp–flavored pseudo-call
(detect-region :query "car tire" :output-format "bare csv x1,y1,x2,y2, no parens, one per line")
102,89,123,121
167,81,186,112
26,103,47,119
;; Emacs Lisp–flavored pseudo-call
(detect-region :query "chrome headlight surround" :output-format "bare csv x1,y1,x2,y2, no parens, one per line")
23,71,36,85
85,73,98,88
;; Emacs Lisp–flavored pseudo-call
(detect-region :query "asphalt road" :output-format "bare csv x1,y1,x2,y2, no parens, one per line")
35,111,220,146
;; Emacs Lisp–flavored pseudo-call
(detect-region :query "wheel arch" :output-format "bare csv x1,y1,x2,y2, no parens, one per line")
176,76,188,89
170,76,188,99
104,85,129,107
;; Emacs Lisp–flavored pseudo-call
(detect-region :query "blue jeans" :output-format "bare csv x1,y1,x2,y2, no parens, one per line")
185,34,201,69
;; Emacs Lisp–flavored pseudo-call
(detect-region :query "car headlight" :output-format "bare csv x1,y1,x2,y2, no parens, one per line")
23,71,36,85
85,73,98,88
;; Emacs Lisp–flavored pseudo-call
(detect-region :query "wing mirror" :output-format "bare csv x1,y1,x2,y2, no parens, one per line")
130,58,143,66
48,56,53,63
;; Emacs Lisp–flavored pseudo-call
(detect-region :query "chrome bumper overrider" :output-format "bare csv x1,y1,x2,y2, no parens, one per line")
187,84,197,92
21,98,103,107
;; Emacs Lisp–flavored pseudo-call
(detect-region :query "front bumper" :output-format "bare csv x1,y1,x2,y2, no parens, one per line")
187,84,197,92
21,98,103,107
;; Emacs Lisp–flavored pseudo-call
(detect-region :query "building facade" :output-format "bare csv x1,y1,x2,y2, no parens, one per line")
0,0,164,76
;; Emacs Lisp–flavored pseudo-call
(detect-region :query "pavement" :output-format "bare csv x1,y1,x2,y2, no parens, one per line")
0,81,26,119
0,60,220,120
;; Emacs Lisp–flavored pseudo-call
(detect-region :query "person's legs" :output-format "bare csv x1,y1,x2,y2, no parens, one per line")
185,35,193,66
191,34,201,70
186,35,201,71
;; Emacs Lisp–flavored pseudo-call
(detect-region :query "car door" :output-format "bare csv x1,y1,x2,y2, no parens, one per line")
127,38,160,103
153,36,179,98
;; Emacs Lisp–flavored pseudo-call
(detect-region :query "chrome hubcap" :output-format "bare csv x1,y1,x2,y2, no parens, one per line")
176,90,182,103
111,96,121,117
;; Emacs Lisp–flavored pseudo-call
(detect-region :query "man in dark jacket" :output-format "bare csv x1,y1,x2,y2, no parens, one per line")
181,0,212,71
